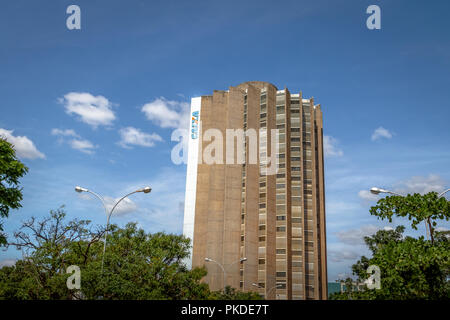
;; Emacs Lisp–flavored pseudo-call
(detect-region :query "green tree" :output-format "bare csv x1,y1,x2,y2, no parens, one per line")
370,192,450,244
0,137,28,246
331,192,450,300
1,208,211,300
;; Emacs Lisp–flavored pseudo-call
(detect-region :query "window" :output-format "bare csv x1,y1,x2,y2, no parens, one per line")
260,95,267,104
276,272,287,277
276,249,286,254
276,216,286,221
277,226,286,232
259,225,266,231
259,203,266,208
259,259,265,264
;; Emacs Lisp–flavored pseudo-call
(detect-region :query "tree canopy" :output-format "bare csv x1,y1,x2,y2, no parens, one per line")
370,192,450,244
0,137,28,246
331,192,450,300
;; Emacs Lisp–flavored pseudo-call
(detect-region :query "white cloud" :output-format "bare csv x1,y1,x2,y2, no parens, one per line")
393,174,446,195
52,128,97,154
60,92,116,128
78,193,138,216
358,190,379,202
70,139,97,154
336,225,380,245
0,259,16,268
51,128,80,138
435,227,450,239
328,249,360,263
141,97,190,130
0,128,45,159
371,126,393,141
104,196,138,216
323,135,343,157
118,127,163,148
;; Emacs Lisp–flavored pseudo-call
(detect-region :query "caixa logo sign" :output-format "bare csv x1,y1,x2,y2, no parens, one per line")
191,111,199,139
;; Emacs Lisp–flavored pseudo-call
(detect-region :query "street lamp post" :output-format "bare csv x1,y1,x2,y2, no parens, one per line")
75,186,151,272
252,283,283,299
205,257,247,289
370,186,449,240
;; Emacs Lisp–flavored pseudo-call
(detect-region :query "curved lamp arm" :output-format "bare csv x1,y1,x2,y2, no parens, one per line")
107,190,141,230
205,258,226,289
75,187,108,217
438,189,450,198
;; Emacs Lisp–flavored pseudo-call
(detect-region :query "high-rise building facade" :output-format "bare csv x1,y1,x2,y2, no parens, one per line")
183,81,327,300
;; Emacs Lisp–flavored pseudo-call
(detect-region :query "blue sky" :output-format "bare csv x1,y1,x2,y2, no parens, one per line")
1,0,449,282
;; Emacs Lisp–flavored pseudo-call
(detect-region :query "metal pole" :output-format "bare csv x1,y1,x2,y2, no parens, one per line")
101,190,143,273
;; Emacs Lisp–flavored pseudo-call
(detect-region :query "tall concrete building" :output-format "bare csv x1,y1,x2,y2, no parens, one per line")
183,81,327,300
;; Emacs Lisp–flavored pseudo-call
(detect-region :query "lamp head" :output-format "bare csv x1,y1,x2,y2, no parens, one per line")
75,186,88,193
370,187,382,195
142,186,152,194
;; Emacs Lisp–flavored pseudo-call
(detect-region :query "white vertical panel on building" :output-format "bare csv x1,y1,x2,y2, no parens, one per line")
182,97,201,269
